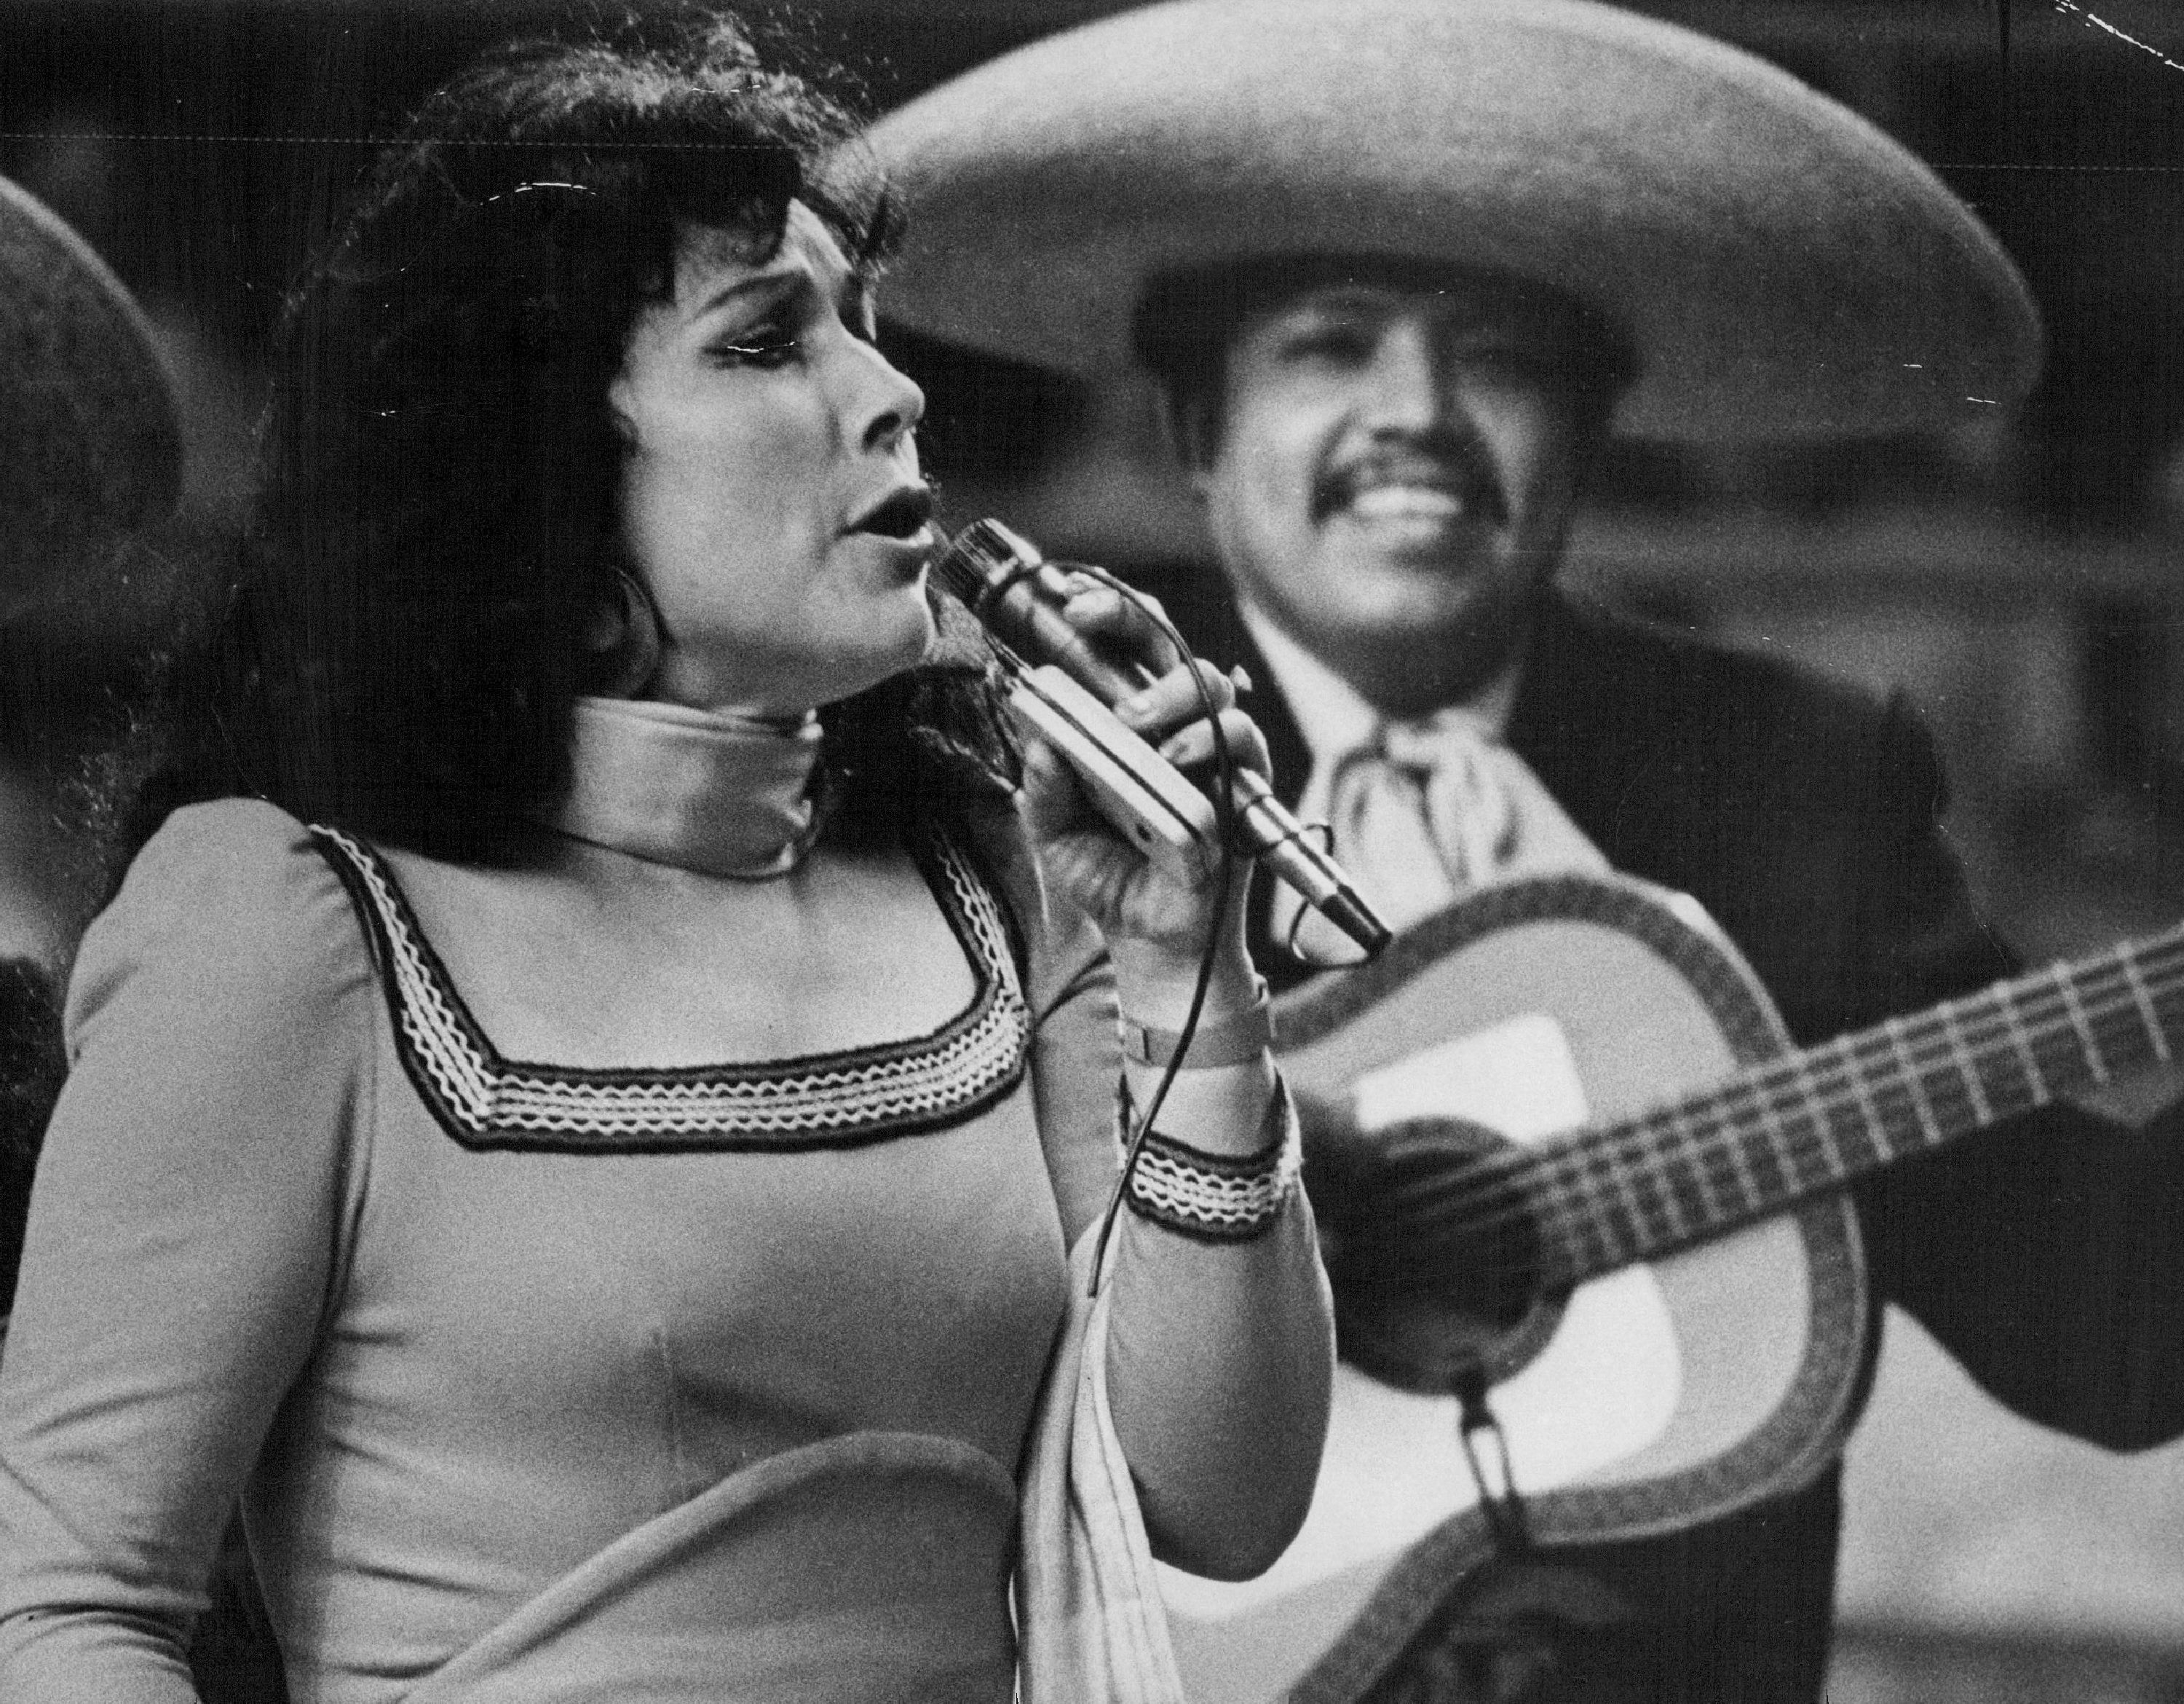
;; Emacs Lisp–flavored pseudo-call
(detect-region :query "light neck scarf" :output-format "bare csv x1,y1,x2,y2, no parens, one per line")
547,694,827,880
1242,607,1608,960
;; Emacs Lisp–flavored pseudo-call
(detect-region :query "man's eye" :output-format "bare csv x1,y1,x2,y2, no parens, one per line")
1281,325,1374,363
1458,345,1560,386
711,327,802,368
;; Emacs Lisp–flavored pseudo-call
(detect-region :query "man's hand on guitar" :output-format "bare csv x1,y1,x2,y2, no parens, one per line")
2073,1054,2184,1129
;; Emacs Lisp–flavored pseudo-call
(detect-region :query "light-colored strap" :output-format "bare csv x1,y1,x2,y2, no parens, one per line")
1119,979,1271,1069
1017,1230,1191,1704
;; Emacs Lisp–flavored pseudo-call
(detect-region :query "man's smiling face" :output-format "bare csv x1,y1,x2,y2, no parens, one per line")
1187,269,1604,718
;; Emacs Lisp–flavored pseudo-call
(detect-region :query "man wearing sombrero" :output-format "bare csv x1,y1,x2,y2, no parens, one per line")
870,2,2184,1700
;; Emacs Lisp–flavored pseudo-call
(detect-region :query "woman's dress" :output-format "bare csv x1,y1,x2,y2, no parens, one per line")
0,797,1123,1703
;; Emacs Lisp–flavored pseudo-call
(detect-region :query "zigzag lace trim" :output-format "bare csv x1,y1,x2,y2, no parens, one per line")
310,824,1029,1152
1123,1084,1299,1242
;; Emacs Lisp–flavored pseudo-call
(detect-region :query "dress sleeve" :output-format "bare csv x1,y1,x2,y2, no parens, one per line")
0,800,378,1700
1009,835,1333,1582
1847,696,2184,1450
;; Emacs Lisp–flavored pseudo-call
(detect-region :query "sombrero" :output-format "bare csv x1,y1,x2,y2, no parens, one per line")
0,174,183,610
865,0,2042,443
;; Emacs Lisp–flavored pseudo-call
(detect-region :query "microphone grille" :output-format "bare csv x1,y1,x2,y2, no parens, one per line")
933,518,1040,607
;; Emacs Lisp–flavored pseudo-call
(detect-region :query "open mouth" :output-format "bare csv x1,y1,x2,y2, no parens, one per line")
850,486,937,540
1315,449,1506,529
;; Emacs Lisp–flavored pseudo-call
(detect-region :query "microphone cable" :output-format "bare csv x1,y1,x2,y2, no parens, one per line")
1048,561,1251,1295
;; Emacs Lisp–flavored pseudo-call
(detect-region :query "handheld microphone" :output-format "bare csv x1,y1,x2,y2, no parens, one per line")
934,518,1391,961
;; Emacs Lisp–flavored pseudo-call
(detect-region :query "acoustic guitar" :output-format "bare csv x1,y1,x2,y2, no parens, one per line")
1158,871,2183,1704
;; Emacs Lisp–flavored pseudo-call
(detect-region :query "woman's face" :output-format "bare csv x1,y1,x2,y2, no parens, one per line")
611,202,937,714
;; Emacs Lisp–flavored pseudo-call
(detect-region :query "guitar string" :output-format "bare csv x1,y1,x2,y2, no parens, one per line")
1410,927,2184,1226
1377,950,2183,1282
1351,932,2184,1273
1366,935,2177,1236
1392,940,2183,1259
1377,979,2162,1287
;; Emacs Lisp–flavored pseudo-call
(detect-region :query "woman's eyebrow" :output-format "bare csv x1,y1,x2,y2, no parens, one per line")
689,267,807,325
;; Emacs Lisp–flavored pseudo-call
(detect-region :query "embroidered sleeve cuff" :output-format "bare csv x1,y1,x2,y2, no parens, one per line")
1123,1078,1299,1242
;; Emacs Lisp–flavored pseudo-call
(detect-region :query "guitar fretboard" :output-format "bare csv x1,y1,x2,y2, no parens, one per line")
1435,924,2184,1285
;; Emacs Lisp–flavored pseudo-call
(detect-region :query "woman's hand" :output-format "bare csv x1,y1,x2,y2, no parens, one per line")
1016,580,1270,998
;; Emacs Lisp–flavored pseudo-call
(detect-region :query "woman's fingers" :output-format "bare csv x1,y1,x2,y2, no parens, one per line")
1113,658,1239,739
1055,580,1183,678
1153,706,1270,780
1015,619,1278,953
1048,575,1260,746
1017,727,1090,842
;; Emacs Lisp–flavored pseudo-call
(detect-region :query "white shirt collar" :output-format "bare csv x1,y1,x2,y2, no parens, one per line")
1238,602,1522,762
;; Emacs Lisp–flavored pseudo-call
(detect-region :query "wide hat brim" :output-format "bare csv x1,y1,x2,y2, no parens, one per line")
0,175,183,607
864,0,2043,443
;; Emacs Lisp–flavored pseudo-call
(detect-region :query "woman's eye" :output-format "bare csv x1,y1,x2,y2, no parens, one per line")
711,326,802,368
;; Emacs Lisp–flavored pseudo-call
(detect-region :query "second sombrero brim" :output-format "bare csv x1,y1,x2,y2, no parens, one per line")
864,0,2042,443
0,174,183,610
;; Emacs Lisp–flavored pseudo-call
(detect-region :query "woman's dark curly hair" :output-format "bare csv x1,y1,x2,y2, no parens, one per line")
183,5,1013,862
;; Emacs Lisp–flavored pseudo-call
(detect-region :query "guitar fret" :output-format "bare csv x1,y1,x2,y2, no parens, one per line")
1663,1167,1714,1244
1998,990,2053,1103
1795,1049,1872,1175
1712,1080,1779,1202
1932,1020,1989,1132
1770,1071,1841,1188
1639,1145,1686,1247
2081,963,2158,1062
1607,1162,1651,1263
1561,1199,1615,1280
1695,1097,1765,1232
1884,1016,1944,1148
1644,1121,1696,1245
2056,972,2111,1084
1952,1001,2040,1121
1533,1156,1593,1270
2119,947,2173,1065
1903,1019,1982,1140
1666,1103,1730,1231
1615,1139,1679,1250
1936,1000,1993,1126
1570,1148,1643,1266
1548,1157,1618,1278
1834,1036,1892,1165
1741,1113,1792,1206
1693,1099,1760,1224
1779,1049,1849,1182
2027,987,2097,1094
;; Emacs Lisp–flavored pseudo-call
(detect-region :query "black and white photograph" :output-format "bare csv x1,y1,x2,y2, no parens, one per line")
0,3,2179,1701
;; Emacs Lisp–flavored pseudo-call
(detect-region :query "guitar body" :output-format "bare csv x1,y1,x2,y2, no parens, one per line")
1161,874,1870,1704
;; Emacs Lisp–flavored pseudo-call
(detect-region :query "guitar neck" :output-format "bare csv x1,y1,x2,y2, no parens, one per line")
1524,923,2184,1285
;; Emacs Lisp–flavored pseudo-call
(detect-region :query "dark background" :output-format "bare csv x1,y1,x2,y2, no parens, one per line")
9,0,2184,529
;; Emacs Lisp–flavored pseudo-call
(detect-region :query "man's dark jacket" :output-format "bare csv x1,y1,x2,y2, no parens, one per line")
1158,578,2184,1703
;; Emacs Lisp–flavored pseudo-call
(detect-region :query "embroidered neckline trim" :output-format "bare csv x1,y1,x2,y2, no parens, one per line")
310,823,1031,1153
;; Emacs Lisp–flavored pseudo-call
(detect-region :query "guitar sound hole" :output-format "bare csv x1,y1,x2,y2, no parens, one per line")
1310,1116,1564,1397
